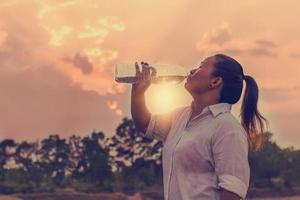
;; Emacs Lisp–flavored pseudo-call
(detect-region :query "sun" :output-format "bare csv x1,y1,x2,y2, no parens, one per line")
145,83,188,114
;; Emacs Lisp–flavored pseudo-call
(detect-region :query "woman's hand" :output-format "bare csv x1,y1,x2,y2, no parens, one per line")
132,61,157,94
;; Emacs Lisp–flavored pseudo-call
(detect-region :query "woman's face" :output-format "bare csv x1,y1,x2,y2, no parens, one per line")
184,56,219,95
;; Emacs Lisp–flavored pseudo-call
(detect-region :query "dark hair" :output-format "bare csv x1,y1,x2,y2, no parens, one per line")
212,54,268,151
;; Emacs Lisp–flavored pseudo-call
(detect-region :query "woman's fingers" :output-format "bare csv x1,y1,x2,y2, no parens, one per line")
141,61,151,81
144,62,151,77
135,61,154,82
149,66,157,76
135,62,141,76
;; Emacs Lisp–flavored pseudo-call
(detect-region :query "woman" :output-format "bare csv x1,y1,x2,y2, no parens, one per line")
131,54,268,200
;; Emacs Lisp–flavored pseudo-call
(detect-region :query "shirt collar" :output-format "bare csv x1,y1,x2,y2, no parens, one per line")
190,102,232,119
208,102,232,118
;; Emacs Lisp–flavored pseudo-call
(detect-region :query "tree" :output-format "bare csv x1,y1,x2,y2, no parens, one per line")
249,132,287,188
279,148,300,188
0,139,16,180
39,135,71,187
109,117,163,192
109,117,160,169
14,141,43,188
68,135,83,175
73,131,113,190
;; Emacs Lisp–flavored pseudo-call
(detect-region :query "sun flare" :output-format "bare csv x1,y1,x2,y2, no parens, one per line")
146,83,187,114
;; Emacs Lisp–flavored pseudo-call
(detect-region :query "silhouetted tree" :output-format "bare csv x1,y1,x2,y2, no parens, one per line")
39,135,71,187
109,117,160,169
0,139,16,179
73,131,112,190
14,141,43,188
109,117,164,192
249,132,287,188
68,135,83,174
1,118,300,195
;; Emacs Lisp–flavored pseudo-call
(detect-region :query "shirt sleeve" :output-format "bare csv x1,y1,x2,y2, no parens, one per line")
212,130,250,199
144,106,185,143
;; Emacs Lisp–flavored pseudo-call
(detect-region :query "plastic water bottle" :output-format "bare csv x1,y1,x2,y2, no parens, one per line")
114,62,188,84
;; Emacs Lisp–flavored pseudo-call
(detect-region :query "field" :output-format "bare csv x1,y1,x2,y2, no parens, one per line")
0,193,300,200
252,197,300,200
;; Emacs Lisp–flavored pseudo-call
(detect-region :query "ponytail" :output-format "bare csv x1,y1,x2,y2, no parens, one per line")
213,54,268,151
241,75,268,151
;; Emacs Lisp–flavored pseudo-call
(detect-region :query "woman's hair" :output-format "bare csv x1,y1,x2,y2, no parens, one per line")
212,54,268,151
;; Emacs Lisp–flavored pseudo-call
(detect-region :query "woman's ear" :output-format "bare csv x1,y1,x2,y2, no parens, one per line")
210,77,223,89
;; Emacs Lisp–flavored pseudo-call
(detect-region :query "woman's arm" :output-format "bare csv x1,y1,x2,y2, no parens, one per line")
131,90,151,133
130,62,153,133
212,129,250,199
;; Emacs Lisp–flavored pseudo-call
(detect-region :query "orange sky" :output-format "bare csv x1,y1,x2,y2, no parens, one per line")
0,0,299,148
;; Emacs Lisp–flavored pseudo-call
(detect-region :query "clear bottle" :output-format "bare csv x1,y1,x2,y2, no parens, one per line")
114,62,188,84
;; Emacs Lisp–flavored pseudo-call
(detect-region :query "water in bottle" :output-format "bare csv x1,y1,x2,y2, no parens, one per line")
114,62,188,84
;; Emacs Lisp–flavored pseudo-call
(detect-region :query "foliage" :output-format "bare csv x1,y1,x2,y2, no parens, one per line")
0,118,299,194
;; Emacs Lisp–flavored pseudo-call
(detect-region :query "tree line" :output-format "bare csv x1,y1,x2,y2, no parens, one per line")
0,117,299,194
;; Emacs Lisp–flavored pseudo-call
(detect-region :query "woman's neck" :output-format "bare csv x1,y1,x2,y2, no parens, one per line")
191,95,219,115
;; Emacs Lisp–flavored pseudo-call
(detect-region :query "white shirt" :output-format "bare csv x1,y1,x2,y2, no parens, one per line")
145,102,250,200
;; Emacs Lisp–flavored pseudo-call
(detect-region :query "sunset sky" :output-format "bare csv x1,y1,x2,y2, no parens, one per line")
0,0,299,148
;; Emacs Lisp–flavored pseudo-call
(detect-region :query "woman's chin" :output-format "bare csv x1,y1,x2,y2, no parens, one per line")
184,82,190,90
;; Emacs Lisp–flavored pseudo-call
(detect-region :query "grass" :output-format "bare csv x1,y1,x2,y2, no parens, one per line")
0,196,21,200
251,197,300,200
1,193,300,200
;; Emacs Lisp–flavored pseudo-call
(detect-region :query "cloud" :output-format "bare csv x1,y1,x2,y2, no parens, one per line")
83,48,118,66
47,25,73,46
0,1,126,96
0,1,129,141
0,65,124,141
196,23,277,58
261,87,300,106
0,0,20,7
250,47,276,57
255,39,278,48
35,4,126,95
261,86,300,102
268,111,300,149
37,0,81,19
201,23,232,46
63,52,94,75
115,109,123,116
98,17,126,32
196,23,233,56
107,100,118,110
58,0,80,8
0,29,7,46
0,3,52,72
250,39,278,57
77,26,109,44
106,100,124,116
290,53,300,59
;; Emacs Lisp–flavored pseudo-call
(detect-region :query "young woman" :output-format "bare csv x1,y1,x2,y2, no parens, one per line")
131,54,268,200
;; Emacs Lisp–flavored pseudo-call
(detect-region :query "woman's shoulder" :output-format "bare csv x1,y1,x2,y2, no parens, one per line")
212,112,247,139
170,105,190,121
